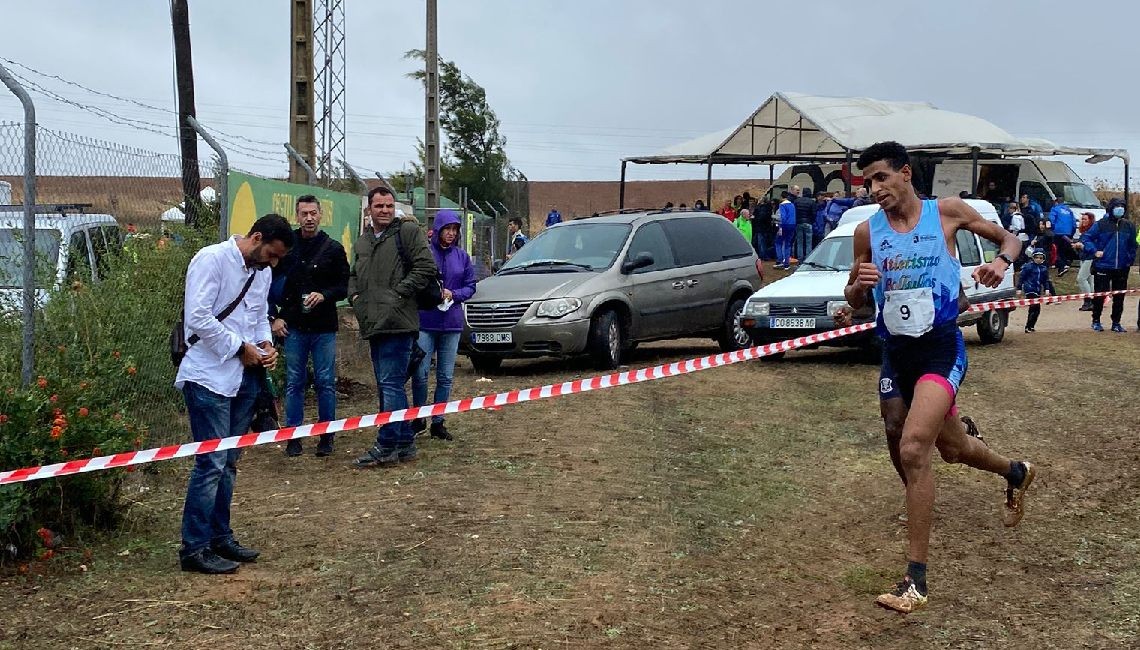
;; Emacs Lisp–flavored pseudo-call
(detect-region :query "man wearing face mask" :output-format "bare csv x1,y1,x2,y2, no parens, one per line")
1078,198,1138,332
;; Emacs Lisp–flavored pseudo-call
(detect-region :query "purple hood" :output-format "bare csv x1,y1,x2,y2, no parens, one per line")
420,210,477,331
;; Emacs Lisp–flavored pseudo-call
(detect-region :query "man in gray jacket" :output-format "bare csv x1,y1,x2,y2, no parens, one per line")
349,186,438,467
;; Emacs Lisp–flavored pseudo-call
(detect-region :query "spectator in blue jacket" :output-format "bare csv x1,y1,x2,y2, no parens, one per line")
1016,249,1055,333
776,191,796,269
1049,195,1077,274
545,207,562,228
825,193,855,236
411,210,477,440
1078,198,1138,332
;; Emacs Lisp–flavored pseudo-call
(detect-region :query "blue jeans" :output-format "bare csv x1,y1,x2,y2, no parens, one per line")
776,229,794,266
180,371,259,557
795,223,814,262
284,331,337,427
412,330,461,423
368,333,414,448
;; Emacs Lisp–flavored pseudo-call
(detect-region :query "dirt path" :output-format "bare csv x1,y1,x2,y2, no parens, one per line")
2,327,1139,648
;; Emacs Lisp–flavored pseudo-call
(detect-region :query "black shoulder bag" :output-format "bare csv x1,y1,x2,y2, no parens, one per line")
169,272,257,367
394,224,445,310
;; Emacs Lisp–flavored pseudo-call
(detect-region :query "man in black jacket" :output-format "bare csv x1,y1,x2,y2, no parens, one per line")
793,186,817,263
270,195,350,457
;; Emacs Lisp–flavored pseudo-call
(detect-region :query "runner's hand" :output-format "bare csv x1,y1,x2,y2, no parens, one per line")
972,261,1008,288
853,262,881,289
833,305,853,327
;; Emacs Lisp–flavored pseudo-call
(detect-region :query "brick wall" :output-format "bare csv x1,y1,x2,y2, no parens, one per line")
526,179,770,233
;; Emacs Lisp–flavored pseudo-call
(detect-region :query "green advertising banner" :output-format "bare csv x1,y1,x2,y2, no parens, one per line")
227,171,363,253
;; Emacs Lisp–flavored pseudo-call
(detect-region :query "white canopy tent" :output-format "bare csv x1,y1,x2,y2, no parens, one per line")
619,92,1129,207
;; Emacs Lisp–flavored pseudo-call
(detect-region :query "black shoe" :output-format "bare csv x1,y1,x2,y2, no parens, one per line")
354,445,400,468
212,538,260,563
410,418,427,436
1024,327,1034,333
1057,266,1070,277
315,434,335,457
429,421,453,441
180,548,240,574
397,443,418,463
285,440,303,457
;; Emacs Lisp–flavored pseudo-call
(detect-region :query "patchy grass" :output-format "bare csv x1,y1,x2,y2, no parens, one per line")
1,323,1138,648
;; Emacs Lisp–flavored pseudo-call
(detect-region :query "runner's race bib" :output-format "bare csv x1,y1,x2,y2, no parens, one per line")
883,287,934,337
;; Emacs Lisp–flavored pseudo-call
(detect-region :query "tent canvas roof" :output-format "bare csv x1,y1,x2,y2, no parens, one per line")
625,92,1128,165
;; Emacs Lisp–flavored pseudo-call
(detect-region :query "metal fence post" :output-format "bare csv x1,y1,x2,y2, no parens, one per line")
285,143,317,186
0,62,37,386
186,116,228,240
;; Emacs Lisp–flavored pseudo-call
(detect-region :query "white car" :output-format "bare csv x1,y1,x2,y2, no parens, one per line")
0,210,122,310
740,199,1016,353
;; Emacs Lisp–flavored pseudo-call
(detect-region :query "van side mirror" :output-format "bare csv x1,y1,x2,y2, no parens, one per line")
492,259,504,273
621,251,654,274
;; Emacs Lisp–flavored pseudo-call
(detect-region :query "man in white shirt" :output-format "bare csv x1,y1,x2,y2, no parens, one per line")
176,214,294,574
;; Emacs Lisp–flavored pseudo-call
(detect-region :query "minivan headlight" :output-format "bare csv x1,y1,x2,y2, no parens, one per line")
826,301,850,317
744,301,770,317
536,297,581,318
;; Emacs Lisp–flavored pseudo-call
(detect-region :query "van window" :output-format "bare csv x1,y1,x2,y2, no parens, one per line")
955,230,982,266
90,226,121,279
979,237,998,264
626,222,676,273
1019,181,1051,211
0,228,63,289
662,217,753,267
65,230,92,281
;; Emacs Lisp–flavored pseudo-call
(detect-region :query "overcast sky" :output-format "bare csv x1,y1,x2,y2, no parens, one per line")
1,0,1137,187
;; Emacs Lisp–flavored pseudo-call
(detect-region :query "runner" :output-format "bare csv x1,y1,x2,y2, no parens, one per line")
836,289,986,521
843,141,1036,614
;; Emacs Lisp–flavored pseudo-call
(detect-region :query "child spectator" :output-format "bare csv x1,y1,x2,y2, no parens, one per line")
1017,248,1055,333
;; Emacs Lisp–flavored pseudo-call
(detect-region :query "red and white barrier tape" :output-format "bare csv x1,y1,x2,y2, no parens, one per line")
2,289,1138,486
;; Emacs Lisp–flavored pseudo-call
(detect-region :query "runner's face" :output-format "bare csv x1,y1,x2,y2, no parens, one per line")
863,160,912,211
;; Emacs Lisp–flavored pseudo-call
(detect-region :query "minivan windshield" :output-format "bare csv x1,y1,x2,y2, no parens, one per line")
0,228,62,288
1048,182,1101,209
499,223,630,273
796,235,853,272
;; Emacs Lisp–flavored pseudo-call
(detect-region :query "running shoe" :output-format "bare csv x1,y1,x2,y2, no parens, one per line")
1057,266,1070,276
1003,461,1036,527
1111,323,1125,333
875,576,928,614
1092,321,1104,332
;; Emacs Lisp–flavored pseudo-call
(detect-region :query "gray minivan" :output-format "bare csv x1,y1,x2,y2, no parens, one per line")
462,211,763,372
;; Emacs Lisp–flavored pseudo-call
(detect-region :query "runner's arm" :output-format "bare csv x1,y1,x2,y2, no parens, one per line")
940,197,1019,288
844,220,879,310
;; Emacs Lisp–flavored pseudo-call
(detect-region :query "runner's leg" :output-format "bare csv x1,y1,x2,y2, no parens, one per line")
898,379,955,565
882,397,907,486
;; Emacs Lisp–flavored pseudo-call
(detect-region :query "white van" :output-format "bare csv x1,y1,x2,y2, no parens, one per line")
740,199,1015,353
0,210,122,310
763,160,1104,220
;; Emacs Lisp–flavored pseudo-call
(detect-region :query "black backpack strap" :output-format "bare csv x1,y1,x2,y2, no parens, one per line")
186,271,257,346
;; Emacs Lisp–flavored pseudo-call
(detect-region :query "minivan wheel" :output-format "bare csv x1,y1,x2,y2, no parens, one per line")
718,297,752,352
588,310,623,370
977,309,1007,344
469,353,502,374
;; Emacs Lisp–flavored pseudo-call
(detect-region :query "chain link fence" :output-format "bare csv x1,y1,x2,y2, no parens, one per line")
0,122,224,450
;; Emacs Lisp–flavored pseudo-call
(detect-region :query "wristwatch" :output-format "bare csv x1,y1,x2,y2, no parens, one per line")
996,253,1014,267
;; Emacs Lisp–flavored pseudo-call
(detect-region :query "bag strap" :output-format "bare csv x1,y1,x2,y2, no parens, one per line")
186,271,257,346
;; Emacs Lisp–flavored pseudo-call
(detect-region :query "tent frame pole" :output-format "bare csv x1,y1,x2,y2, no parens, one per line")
705,161,712,209
619,160,627,210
